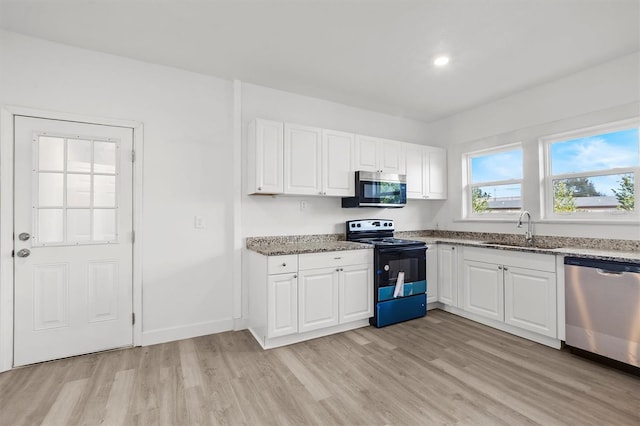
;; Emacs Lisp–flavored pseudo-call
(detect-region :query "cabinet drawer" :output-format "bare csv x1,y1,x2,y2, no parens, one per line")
268,255,298,274
299,249,372,270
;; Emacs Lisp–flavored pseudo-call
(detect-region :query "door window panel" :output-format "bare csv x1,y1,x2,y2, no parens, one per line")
93,175,116,207
38,136,65,171
67,174,91,207
38,209,64,243
34,135,119,245
67,139,92,172
38,173,64,207
66,209,91,242
94,142,117,173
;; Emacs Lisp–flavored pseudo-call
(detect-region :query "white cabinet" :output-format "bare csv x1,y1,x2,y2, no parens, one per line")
249,249,373,349
340,264,373,322
354,135,405,174
298,267,339,333
248,119,284,194
461,260,503,322
461,247,557,339
322,129,355,196
437,245,458,306
426,244,438,304
504,266,556,337
284,123,323,195
405,145,447,200
267,273,298,338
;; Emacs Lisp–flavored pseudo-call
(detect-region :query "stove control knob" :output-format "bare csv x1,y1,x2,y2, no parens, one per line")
356,223,361,227
384,265,390,271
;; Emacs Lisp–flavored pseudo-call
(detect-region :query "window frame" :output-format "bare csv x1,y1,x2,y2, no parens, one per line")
540,118,640,222
463,142,524,219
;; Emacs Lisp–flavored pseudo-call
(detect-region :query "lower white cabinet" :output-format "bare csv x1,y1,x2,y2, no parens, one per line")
298,267,339,333
248,249,373,349
461,247,557,339
437,245,458,306
504,266,556,337
267,273,298,338
340,264,373,322
461,260,503,322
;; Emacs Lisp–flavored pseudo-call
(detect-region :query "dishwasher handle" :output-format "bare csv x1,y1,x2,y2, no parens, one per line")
565,256,640,274
597,269,625,276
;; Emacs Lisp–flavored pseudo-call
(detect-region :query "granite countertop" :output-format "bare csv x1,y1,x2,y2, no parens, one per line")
246,231,639,263
246,235,372,256
407,237,640,263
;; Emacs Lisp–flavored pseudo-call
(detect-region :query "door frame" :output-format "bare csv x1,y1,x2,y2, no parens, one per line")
0,106,144,372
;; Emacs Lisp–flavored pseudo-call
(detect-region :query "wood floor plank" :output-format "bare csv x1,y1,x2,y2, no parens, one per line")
2,309,639,426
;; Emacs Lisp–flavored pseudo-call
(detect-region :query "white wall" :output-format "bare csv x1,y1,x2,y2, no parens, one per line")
241,83,437,237
427,52,640,240
0,30,236,345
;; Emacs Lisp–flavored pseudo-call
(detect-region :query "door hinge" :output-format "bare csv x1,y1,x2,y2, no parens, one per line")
11,250,14,258
131,151,136,162
132,312,136,325
132,230,135,243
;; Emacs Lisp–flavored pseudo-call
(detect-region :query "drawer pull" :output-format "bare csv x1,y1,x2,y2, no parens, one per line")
334,257,342,260
282,263,286,267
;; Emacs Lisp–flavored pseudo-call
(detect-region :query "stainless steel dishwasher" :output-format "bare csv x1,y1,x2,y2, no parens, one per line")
565,257,640,369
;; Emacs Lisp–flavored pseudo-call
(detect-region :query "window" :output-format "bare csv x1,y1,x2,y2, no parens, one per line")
542,119,639,220
34,134,119,246
465,144,523,217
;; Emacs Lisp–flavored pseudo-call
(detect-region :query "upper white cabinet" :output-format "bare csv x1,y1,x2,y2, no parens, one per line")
248,118,446,198
405,145,447,200
354,135,405,174
322,129,355,196
284,123,323,195
248,119,284,194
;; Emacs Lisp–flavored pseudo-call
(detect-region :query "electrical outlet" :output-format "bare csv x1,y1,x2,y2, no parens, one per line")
194,216,205,229
300,200,308,211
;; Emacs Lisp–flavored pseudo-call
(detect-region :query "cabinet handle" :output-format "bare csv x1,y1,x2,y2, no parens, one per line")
282,263,286,266
498,266,503,270
341,268,344,271
334,257,342,259
451,247,455,250
503,267,509,271
336,268,340,272
258,186,262,191
293,274,297,278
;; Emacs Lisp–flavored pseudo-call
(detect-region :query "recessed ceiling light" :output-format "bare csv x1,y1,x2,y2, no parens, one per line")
434,56,450,67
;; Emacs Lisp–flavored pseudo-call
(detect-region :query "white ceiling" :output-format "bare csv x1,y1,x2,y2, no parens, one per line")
1,0,638,122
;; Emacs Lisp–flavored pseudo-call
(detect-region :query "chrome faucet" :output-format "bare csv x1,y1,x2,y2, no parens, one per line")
517,210,533,244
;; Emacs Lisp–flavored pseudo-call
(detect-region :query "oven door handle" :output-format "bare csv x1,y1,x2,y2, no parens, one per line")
377,246,427,254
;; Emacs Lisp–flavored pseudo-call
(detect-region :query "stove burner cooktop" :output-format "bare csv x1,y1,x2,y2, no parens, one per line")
358,237,424,247
345,219,425,248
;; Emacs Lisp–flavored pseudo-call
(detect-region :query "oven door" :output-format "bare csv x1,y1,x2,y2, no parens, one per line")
375,246,426,301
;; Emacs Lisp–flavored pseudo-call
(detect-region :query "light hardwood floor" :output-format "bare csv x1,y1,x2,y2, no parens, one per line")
1,310,639,425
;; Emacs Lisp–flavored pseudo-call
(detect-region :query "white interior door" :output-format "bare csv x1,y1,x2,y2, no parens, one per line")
13,116,134,367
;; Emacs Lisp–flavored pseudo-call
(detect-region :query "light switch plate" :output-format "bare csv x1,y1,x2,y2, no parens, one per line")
194,216,205,229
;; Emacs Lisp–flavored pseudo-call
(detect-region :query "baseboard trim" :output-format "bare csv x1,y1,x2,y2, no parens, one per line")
142,318,234,346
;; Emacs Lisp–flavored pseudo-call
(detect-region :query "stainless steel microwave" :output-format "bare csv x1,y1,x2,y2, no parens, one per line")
341,171,407,208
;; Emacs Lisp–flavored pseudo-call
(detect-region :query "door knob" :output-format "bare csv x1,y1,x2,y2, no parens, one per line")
18,232,31,241
16,249,30,258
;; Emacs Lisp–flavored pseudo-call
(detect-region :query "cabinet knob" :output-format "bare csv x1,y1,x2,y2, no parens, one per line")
503,267,509,271
498,266,503,270
282,262,286,266
336,268,340,272
293,274,297,278
257,186,262,191
451,247,455,250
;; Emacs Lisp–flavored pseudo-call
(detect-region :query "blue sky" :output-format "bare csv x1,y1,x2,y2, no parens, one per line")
471,128,639,198
550,128,639,196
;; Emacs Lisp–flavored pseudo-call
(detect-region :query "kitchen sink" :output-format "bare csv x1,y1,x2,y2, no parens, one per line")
481,240,565,250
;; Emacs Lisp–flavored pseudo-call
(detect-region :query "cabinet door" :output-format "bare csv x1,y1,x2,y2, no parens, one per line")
379,139,405,174
504,267,557,338
426,245,438,304
322,129,355,196
354,134,379,172
426,147,447,199
339,264,373,323
461,260,504,322
405,144,426,199
267,273,298,338
284,123,322,195
437,245,458,306
249,119,283,194
298,268,339,333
